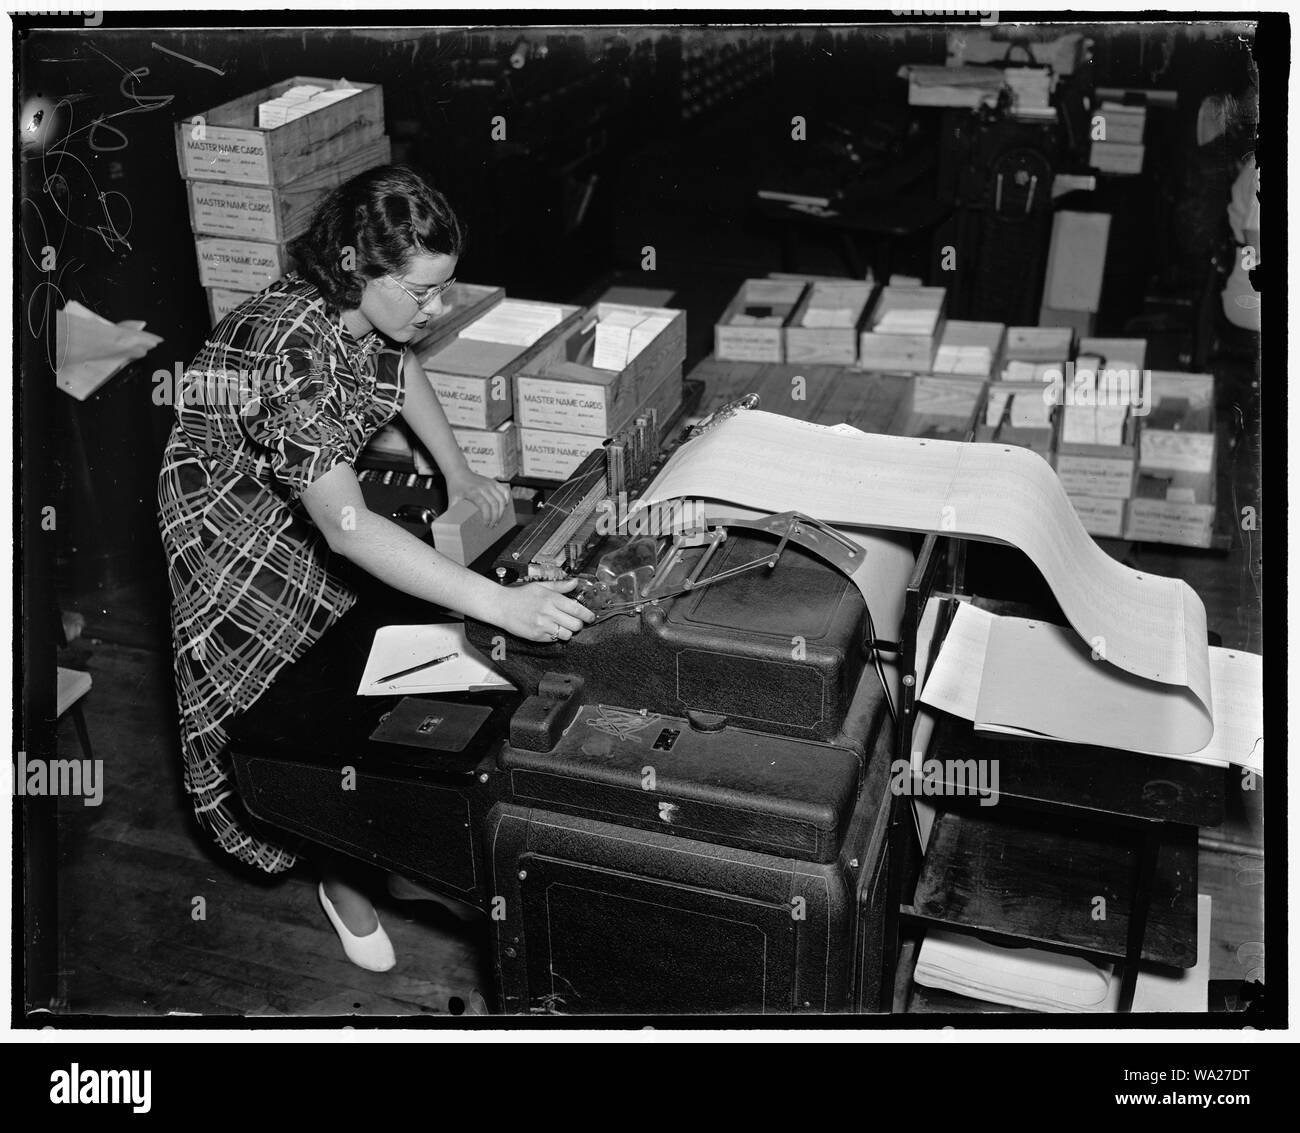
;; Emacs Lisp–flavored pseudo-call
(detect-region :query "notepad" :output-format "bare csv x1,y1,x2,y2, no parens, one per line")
357,623,514,696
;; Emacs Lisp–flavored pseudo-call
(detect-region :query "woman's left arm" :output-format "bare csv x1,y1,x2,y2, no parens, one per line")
398,348,512,524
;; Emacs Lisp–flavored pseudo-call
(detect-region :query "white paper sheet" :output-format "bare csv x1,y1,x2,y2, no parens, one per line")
636,410,1214,743
920,601,1261,770
357,623,514,696
56,301,163,400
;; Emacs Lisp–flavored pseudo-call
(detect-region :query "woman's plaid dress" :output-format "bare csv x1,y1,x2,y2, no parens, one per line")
157,274,405,873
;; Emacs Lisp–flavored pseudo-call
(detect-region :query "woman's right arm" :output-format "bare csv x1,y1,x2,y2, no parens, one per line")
299,462,593,642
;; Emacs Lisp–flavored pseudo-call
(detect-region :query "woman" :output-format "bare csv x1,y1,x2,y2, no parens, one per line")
158,165,593,972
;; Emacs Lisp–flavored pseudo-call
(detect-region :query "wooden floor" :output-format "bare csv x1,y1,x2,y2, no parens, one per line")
52,640,490,1017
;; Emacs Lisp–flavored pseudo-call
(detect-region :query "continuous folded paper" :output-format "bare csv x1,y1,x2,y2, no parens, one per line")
921,600,1261,770
636,410,1214,744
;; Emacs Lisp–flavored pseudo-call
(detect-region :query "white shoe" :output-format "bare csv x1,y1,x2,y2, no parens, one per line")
318,882,396,972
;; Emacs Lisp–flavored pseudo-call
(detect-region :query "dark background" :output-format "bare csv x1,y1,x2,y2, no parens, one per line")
15,14,1263,658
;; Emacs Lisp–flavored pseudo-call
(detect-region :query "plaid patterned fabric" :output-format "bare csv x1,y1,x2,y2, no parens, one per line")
158,273,404,873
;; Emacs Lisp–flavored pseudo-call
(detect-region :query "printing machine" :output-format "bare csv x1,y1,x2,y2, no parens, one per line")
228,400,935,1014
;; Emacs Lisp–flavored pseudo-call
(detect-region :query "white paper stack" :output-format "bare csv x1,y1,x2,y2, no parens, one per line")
1008,392,1052,429
799,281,871,328
875,308,941,336
1002,359,1058,384
934,343,993,376
257,84,359,128
914,894,1212,1012
1062,404,1129,446
459,299,565,348
593,308,674,371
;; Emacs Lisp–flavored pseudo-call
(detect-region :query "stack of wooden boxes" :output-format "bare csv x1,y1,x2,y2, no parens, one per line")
1049,337,1145,538
175,76,391,326
516,303,687,481
1126,371,1217,548
419,298,586,482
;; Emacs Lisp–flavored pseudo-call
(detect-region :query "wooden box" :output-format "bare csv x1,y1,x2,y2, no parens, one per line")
892,374,984,440
783,280,874,365
176,76,385,185
206,286,257,326
1068,494,1126,539
186,135,392,241
930,320,1005,379
1004,325,1073,363
421,302,583,430
714,279,807,362
1053,412,1137,499
194,236,292,292
1077,337,1147,372
409,283,506,356
519,365,683,481
450,420,520,481
516,302,686,436
857,286,947,373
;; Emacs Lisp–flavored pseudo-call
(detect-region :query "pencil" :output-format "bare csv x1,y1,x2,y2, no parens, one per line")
378,651,460,684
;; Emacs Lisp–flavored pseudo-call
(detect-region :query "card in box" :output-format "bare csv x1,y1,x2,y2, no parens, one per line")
176,76,385,185
714,279,807,362
1138,371,1216,505
783,280,874,365
1068,494,1126,538
186,135,392,241
516,303,686,436
194,236,291,292
857,285,946,373
422,303,583,430
931,320,1005,379
451,420,520,481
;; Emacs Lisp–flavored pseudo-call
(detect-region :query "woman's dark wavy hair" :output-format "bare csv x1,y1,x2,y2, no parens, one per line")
289,164,465,311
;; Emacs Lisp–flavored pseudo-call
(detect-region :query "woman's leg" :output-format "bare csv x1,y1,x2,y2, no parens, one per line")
315,849,380,935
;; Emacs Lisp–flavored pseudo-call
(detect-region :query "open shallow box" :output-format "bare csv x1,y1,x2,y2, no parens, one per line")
783,280,874,365
516,302,686,436
715,279,808,362
176,76,385,185
858,286,947,373
422,301,583,430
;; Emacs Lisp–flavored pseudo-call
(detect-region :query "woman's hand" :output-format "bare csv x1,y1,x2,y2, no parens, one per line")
446,468,512,526
498,578,596,643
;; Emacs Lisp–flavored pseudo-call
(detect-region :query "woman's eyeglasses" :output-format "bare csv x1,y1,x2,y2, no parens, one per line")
386,275,456,308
